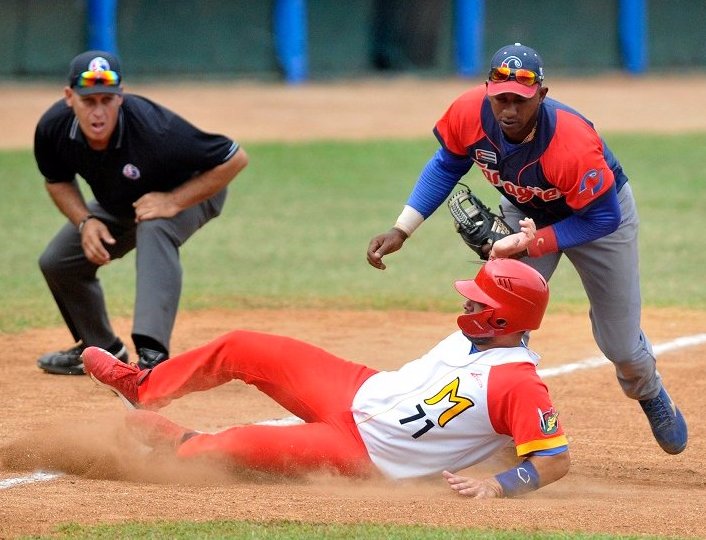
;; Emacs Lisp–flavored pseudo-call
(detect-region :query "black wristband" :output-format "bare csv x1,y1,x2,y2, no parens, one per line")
78,214,96,233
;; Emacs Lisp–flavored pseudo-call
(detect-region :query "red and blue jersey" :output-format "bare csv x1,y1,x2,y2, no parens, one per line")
433,85,627,228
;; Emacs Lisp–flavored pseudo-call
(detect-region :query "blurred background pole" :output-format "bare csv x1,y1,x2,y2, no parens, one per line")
619,0,647,74
274,0,308,84
87,0,119,53
455,0,484,77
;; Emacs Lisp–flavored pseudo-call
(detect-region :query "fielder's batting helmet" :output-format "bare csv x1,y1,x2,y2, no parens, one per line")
455,259,549,338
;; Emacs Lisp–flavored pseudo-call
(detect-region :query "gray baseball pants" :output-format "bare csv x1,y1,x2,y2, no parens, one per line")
500,183,661,401
38,189,227,354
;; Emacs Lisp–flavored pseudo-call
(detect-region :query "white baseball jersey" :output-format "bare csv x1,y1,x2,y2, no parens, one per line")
351,331,566,479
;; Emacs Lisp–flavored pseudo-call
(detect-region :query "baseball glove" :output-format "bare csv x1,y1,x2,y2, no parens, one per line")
447,184,512,260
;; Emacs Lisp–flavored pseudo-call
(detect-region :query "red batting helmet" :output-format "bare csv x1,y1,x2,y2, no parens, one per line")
455,259,549,338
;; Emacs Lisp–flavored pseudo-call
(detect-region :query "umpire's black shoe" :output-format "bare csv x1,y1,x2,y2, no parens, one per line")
38,340,129,376
136,347,169,370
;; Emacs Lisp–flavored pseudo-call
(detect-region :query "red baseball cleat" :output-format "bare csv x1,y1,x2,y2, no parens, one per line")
124,409,197,451
82,346,150,409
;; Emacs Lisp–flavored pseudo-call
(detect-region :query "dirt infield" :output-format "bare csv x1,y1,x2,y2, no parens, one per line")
1,76,706,538
2,309,706,538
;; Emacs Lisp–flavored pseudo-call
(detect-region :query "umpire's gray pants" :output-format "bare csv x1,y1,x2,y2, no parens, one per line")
500,183,660,401
38,189,227,354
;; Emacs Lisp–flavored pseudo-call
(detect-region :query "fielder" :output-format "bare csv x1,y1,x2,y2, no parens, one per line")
366,43,687,455
34,50,248,375
84,258,570,498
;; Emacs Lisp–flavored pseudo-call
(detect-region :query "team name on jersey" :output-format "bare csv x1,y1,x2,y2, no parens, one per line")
473,160,562,204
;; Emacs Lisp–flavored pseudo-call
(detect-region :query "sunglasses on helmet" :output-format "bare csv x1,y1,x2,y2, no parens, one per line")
73,70,121,88
488,66,542,87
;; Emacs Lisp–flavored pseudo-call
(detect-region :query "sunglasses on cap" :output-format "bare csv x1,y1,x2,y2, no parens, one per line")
73,70,121,88
488,66,542,87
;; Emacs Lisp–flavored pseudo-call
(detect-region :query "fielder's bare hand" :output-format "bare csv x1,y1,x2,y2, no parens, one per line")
490,217,536,259
442,470,504,499
366,228,408,270
133,192,182,223
80,218,115,266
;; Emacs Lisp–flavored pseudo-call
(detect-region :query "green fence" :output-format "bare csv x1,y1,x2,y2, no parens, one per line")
1,0,704,83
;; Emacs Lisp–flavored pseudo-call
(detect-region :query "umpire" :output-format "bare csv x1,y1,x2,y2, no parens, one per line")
33,50,248,375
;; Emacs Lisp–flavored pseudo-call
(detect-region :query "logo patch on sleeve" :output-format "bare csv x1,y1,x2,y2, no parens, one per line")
578,168,604,196
538,407,559,435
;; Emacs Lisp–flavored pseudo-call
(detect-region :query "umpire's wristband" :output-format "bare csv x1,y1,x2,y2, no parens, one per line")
494,460,540,498
78,214,97,233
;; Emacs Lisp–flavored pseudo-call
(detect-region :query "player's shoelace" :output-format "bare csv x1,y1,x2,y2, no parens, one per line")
641,396,675,431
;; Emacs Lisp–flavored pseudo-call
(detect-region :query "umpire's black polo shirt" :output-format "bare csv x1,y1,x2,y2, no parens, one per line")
34,94,238,218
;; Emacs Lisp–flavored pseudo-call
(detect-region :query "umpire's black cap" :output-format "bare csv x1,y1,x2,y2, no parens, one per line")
68,50,123,96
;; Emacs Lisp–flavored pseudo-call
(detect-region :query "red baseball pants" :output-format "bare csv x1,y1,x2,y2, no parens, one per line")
138,330,378,476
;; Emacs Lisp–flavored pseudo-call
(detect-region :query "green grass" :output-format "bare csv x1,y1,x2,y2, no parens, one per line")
23,520,682,540
2,133,705,333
